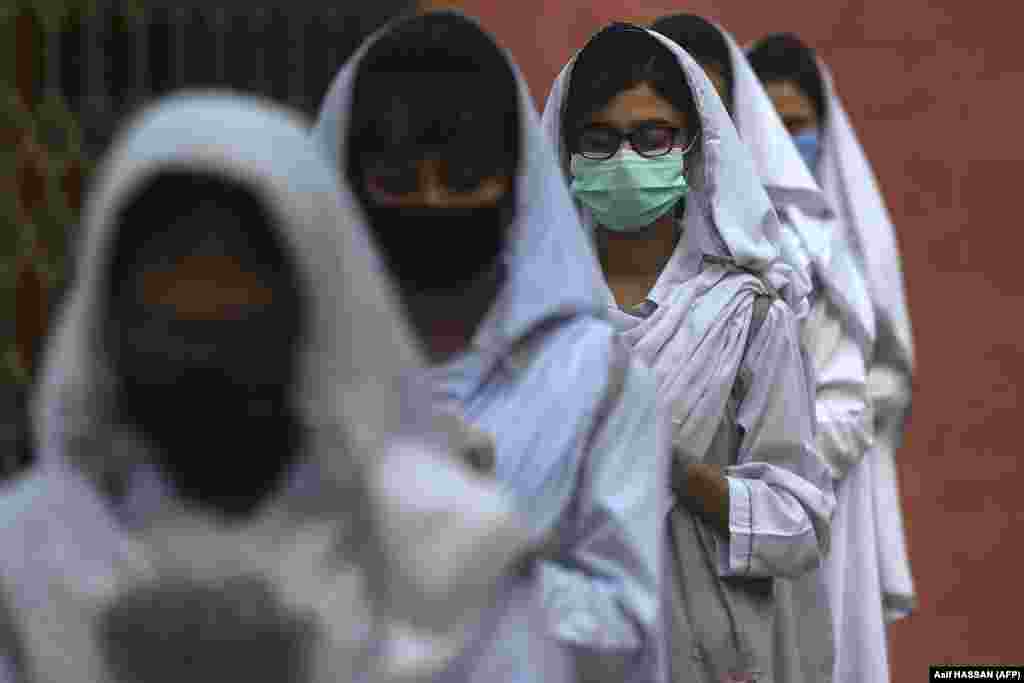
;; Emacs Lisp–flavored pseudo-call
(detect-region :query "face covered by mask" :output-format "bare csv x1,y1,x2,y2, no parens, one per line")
346,14,522,360
792,127,821,174
570,148,690,232
360,192,514,363
104,173,307,520
362,194,516,293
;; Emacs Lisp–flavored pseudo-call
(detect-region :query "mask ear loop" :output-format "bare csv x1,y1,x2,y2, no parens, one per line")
677,129,700,157
672,125,700,224
675,115,698,156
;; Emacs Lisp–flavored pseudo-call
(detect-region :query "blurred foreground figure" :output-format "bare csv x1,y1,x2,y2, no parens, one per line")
544,24,834,683
0,92,530,683
749,32,917,683
313,11,670,682
652,14,880,683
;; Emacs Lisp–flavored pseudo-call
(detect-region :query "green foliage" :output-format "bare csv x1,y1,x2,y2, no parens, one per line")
0,0,122,385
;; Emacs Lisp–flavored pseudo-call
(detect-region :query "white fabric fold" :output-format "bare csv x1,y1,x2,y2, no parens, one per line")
748,36,917,624
710,22,876,348
543,28,834,683
814,60,915,373
543,29,810,317
1,92,530,683
313,12,670,683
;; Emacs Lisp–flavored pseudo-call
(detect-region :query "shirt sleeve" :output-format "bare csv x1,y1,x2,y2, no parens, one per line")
717,300,837,580
868,313,914,449
802,297,874,481
867,363,912,453
538,359,669,683
361,438,535,680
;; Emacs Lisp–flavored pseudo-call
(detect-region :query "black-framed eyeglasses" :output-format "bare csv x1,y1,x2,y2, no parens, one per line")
575,124,697,160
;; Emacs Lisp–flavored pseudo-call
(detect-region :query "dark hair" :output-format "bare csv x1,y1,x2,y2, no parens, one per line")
346,11,521,198
747,33,827,122
562,23,699,155
650,14,734,110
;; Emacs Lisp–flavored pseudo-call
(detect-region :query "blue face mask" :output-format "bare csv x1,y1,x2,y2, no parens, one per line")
792,128,821,174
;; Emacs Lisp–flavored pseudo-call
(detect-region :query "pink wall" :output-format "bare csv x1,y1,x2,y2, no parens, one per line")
438,0,1021,677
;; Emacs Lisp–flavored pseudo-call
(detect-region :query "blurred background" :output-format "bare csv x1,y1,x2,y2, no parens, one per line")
1,0,415,475
4,0,1017,678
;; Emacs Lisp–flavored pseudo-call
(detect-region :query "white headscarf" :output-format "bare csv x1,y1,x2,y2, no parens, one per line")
809,44,917,621
543,27,810,318
748,36,913,370
711,21,876,347
542,27,819,466
313,18,670,682
817,61,913,370
34,93,428,483
14,92,530,683
748,32,917,623
311,13,607,357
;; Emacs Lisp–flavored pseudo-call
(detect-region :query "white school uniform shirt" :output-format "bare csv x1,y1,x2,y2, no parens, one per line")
809,55,916,624
750,36,918,683
689,21,878,683
543,27,835,683
312,12,671,683
0,93,532,683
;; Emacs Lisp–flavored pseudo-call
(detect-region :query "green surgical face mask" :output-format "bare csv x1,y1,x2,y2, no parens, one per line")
570,149,690,232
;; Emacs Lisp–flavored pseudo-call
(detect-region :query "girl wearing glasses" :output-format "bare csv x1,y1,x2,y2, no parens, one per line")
544,25,835,683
